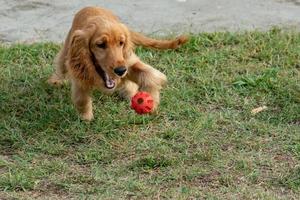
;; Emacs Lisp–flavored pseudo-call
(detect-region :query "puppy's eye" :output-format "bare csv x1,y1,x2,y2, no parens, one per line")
119,41,124,46
97,42,106,49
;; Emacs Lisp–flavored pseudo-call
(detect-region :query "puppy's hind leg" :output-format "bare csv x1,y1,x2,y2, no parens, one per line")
47,48,68,86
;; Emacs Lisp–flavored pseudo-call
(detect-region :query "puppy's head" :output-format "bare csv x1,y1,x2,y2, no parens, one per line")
67,18,132,90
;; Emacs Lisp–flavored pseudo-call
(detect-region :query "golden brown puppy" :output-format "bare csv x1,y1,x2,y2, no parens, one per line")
48,7,188,121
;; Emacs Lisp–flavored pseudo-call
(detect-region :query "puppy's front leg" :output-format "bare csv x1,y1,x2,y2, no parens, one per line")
127,61,167,112
71,80,93,121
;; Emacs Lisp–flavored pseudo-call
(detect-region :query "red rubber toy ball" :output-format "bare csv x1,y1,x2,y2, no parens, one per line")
131,92,154,114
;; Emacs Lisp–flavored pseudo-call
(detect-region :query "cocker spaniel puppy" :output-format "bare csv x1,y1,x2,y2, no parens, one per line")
48,7,188,121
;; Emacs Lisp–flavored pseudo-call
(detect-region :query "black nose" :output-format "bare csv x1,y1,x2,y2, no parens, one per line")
114,67,127,76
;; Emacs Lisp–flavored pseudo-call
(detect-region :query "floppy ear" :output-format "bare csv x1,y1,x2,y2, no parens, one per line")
67,26,96,85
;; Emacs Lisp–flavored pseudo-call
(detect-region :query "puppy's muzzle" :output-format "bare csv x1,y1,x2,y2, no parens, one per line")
114,66,127,76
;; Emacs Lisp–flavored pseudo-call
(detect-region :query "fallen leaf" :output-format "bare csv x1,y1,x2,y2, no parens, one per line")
251,106,268,115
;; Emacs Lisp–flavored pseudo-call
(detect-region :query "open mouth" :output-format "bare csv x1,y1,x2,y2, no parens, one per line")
92,56,116,89
95,65,116,89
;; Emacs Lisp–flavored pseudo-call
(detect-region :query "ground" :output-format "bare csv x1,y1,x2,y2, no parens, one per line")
1,0,300,43
0,29,299,199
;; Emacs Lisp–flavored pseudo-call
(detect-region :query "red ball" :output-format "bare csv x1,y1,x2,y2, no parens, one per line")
131,92,154,114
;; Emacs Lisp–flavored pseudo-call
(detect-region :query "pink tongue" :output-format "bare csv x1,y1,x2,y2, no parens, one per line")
104,73,115,89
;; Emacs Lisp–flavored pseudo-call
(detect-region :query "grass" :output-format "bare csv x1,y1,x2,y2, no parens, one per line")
0,28,300,199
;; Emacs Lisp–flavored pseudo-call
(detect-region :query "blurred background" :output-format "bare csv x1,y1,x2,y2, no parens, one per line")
0,0,300,43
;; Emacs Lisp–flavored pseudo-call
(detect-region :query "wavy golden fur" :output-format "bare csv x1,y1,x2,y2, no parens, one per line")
48,6,188,121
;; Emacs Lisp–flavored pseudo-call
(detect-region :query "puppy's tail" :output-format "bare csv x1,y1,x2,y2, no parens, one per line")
130,31,188,50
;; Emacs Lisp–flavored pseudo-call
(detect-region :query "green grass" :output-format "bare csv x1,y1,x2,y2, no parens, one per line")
0,29,300,199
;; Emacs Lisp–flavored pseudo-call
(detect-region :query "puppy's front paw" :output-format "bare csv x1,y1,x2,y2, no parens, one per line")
80,111,94,121
47,73,65,86
149,98,160,114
